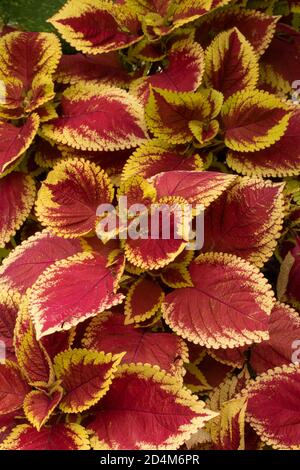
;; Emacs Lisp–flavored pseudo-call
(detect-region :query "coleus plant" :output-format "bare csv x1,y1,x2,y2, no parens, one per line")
0,0,300,451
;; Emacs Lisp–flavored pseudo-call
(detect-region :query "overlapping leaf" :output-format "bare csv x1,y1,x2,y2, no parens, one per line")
82,312,188,375
29,250,125,338
0,230,82,294
121,141,203,182
124,277,164,324
87,364,217,450
227,109,300,177
131,39,204,104
162,252,275,349
203,178,284,267
0,423,90,450
0,290,20,360
49,0,142,54
205,28,259,99
56,51,130,86
53,348,124,413
250,302,300,374
146,87,223,144
0,172,36,248
245,365,300,450
23,388,63,431
42,83,148,151
151,170,236,208
0,31,61,117
260,24,300,94
0,115,39,177
36,158,114,237
221,90,292,152
0,362,30,415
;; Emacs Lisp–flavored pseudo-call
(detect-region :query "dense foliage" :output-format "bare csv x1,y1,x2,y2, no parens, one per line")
0,0,300,450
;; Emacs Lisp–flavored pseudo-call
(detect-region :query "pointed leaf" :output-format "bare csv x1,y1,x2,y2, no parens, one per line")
196,7,278,55
16,326,54,387
205,28,259,99
227,109,300,177
222,90,292,152
23,388,63,431
29,251,125,339
53,348,124,413
203,178,285,267
125,277,164,324
0,32,61,116
131,39,204,104
36,158,114,237
49,0,141,54
151,170,236,208
0,172,36,248
162,252,275,349
42,83,147,151
87,364,217,450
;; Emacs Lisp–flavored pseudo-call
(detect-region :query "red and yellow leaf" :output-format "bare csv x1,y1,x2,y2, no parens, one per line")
124,277,164,324
196,7,278,55
162,252,275,349
23,388,63,431
56,51,130,86
250,302,300,374
131,39,204,104
42,83,147,151
53,348,124,413
260,23,300,94
227,109,300,177
0,115,39,177
203,178,285,267
49,0,141,55
29,251,125,339
245,364,300,450
0,290,20,361
16,325,54,387
206,369,250,450
151,170,236,208
82,312,188,376
221,90,292,152
0,172,36,248
0,423,90,450
0,362,30,415
0,32,61,116
122,142,202,184
222,90,291,152
146,87,222,144
123,198,189,270
88,364,217,450
205,28,259,99
35,158,114,237
0,230,82,294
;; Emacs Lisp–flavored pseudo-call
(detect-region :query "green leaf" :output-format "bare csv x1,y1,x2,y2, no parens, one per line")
0,0,65,33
